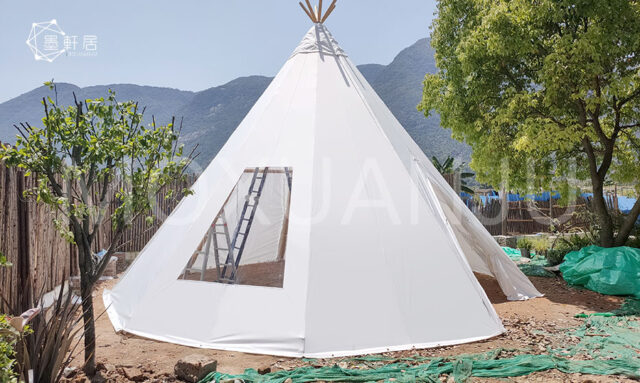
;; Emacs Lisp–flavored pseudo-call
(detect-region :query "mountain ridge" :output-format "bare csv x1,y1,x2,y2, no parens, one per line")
0,38,471,166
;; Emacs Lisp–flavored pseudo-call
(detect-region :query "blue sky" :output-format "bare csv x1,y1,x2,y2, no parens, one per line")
0,1,437,103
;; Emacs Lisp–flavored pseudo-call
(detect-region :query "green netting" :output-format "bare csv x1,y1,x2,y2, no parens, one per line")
553,313,640,363
612,297,640,316
559,246,640,297
517,263,555,277
575,297,640,318
200,313,640,383
502,247,554,277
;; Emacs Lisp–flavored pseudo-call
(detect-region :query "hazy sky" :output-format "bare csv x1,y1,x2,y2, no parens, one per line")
0,1,437,103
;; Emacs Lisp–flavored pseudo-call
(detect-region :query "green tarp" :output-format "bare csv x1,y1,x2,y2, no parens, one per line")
502,246,523,261
559,246,640,297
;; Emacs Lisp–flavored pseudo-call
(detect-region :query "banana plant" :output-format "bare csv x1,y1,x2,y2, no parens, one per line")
431,156,475,195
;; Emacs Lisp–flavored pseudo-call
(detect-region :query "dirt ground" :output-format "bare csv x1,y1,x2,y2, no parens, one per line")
66,273,634,382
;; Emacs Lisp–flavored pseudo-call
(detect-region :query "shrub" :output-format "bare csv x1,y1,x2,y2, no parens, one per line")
531,237,550,256
13,284,83,383
545,249,567,266
558,233,597,250
0,252,18,383
0,316,18,383
517,237,533,250
1,274,84,383
545,233,599,266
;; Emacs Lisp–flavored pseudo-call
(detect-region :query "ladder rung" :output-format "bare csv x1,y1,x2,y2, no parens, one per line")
217,248,229,251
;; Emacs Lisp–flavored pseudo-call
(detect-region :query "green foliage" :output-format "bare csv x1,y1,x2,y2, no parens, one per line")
431,156,455,174
0,251,11,268
0,82,195,374
517,237,533,250
15,290,82,383
546,249,567,267
431,155,475,194
420,0,640,245
0,83,193,282
546,233,599,265
0,316,18,383
531,237,550,255
559,233,600,251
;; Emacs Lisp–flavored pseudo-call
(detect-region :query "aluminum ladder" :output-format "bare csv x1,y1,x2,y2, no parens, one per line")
182,212,233,281
219,167,269,283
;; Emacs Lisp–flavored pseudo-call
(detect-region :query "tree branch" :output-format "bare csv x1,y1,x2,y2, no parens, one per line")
615,197,640,246
617,85,640,109
619,122,640,130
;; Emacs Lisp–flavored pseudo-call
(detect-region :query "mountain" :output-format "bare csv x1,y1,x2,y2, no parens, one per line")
0,39,470,167
357,64,386,83
0,84,193,141
367,39,471,161
176,76,273,165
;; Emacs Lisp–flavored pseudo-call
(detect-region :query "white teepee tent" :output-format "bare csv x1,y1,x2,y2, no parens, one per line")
104,3,541,357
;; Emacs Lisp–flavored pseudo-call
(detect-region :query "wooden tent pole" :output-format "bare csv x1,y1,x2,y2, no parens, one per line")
299,0,336,24
321,0,337,23
299,2,316,22
305,0,318,22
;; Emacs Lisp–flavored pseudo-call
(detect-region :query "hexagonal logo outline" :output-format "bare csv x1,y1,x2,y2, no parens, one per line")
26,19,66,62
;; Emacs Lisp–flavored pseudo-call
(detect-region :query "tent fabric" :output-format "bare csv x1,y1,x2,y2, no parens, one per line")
104,23,541,358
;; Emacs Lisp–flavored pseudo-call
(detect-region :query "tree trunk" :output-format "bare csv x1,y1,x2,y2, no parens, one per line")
80,271,96,376
76,238,97,377
614,197,640,246
589,170,615,247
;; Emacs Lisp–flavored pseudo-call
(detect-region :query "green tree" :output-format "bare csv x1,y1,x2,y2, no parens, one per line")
431,156,475,194
0,83,194,375
420,0,640,247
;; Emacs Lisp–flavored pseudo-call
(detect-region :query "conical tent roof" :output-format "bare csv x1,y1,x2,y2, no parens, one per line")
104,23,541,357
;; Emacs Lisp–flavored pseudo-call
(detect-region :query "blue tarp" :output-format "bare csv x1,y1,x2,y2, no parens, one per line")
465,191,635,210
463,191,638,225
580,193,639,224
618,196,637,215
465,191,562,204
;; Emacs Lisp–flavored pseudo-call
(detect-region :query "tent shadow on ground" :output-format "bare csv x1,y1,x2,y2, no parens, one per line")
475,273,624,313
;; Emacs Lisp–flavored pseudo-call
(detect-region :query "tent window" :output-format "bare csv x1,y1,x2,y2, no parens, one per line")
179,167,292,288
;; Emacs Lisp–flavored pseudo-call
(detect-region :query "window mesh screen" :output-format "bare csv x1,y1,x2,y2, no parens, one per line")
179,167,292,288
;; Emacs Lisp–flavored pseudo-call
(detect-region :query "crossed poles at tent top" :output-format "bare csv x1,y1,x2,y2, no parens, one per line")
299,0,337,24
